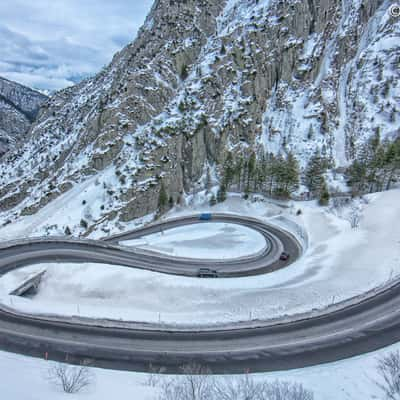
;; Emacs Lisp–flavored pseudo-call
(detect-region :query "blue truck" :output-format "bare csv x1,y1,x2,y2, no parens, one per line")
199,213,212,221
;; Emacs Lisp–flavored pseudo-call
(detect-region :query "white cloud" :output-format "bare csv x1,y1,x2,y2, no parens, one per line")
0,0,154,91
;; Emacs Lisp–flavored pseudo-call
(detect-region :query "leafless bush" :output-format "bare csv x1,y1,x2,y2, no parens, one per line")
145,363,166,387
47,363,94,394
213,375,267,400
158,367,313,400
331,197,347,211
214,377,313,400
159,363,214,400
375,351,400,399
264,380,314,400
361,195,370,205
347,206,362,228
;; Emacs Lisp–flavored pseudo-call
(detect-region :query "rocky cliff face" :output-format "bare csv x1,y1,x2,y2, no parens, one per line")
0,0,398,234
0,77,47,157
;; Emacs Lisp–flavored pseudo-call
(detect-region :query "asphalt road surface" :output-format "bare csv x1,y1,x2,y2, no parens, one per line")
0,214,398,374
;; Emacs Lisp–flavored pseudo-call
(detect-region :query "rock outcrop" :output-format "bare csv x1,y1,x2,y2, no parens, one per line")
0,0,398,233
0,77,47,157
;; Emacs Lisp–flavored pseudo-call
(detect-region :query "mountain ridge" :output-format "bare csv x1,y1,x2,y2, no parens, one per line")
0,0,398,236
0,76,48,157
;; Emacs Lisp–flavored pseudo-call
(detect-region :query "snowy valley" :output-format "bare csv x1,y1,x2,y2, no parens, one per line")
0,0,399,399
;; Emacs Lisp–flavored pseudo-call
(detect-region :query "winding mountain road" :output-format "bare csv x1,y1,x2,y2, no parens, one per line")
0,214,398,374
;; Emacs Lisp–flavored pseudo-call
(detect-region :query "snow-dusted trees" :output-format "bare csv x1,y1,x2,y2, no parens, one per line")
205,167,212,193
304,150,328,195
180,64,189,80
221,151,300,199
304,149,331,204
221,152,235,188
318,181,330,206
276,152,300,198
348,134,400,195
209,194,217,206
158,182,168,212
217,184,227,203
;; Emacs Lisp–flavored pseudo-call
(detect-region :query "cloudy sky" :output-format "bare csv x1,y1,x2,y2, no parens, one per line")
0,0,154,92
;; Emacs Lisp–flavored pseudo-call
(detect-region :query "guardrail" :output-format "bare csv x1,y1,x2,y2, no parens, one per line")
10,269,46,296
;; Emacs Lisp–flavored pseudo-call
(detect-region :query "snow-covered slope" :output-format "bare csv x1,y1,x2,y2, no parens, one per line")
0,77,47,157
2,188,398,326
0,0,398,233
1,342,400,400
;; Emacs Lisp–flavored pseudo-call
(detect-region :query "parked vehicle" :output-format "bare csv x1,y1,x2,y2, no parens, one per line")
280,252,290,261
199,213,212,221
197,268,219,278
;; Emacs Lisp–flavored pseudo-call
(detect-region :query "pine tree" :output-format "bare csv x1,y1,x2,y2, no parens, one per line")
222,152,235,188
246,152,256,191
307,124,314,140
347,136,400,195
205,167,212,193
273,155,287,198
266,153,276,196
158,183,168,211
235,156,245,190
255,151,267,193
217,184,227,203
209,194,217,206
180,64,189,80
244,185,250,200
283,152,300,195
220,43,226,55
305,150,327,195
319,179,330,206
384,138,400,190
348,159,367,196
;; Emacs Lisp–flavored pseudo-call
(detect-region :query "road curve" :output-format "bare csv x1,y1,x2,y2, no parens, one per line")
0,214,299,278
0,214,399,374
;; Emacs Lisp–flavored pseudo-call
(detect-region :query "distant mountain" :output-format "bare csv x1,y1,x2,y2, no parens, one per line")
0,0,398,234
0,77,48,157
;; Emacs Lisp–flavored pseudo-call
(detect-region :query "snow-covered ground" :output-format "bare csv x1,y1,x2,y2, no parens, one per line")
120,222,267,259
0,188,399,326
0,166,157,241
1,340,400,400
0,183,398,399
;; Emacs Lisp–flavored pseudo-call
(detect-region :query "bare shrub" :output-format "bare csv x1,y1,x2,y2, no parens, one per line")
264,380,314,400
145,363,166,387
47,363,94,394
347,205,362,228
158,368,313,400
213,375,266,400
159,363,214,400
376,351,400,399
214,376,313,400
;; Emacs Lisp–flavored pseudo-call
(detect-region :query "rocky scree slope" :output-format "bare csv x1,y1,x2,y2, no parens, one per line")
0,77,47,157
0,0,398,236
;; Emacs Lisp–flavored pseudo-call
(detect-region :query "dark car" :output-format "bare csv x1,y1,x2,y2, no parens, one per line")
280,252,290,261
197,268,219,278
